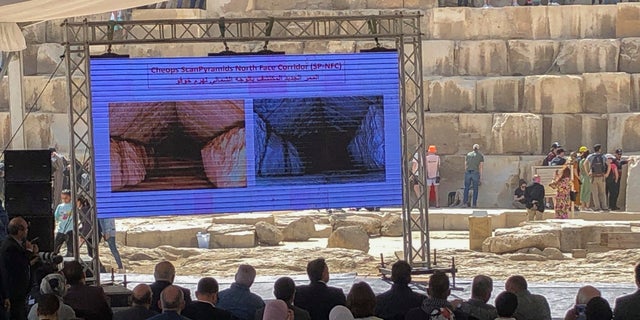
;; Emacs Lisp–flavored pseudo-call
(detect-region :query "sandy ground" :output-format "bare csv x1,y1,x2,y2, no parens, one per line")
95,230,639,284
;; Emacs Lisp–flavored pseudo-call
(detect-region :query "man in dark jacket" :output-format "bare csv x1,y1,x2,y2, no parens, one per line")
62,260,113,320
525,175,546,221
150,261,192,313
294,258,346,320
183,277,233,320
405,272,465,320
458,275,497,320
256,277,310,320
613,262,640,320
0,217,38,320
375,261,424,320
114,284,158,320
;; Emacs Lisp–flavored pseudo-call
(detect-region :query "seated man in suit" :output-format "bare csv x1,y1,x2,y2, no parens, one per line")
150,261,192,313
217,265,265,320
256,277,311,320
148,286,191,320
294,258,346,320
375,260,424,320
62,261,112,320
614,262,640,320
183,277,233,320
114,284,158,320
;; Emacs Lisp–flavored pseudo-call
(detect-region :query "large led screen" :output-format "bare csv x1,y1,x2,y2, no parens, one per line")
90,53,401,218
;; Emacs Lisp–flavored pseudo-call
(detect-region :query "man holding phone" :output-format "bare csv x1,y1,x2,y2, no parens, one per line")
0,217,39,320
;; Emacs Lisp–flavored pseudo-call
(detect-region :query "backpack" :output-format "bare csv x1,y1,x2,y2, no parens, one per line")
591,154,607,175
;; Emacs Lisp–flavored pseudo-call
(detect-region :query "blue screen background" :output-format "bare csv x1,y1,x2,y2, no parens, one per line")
90,53,401,218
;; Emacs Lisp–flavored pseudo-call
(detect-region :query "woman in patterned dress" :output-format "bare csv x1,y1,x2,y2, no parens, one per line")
554,166,572,219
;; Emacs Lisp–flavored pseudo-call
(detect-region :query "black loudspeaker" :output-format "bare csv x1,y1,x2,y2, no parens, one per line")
23,215,55,252
4,150,52,182
5,182,52,217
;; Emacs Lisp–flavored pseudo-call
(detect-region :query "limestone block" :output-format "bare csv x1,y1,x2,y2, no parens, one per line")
552,40,620,74
327,226,370,252
329,214,381,236
455,40,508,76
542,115,582,153
619,38,640,73
24,113,71,154
519,156,545,181
626,159,640,211
541,247,564,259
579,114,608,151
279,217,316,241
303,41,356,54
22,45,38,76
45,19,66,44
506,253,547,261
608,114,640,153
21,23,46,44
312,224,333,238
425,77,476,112
366,0,422,8
582,73,631,114
477,156,521,208
126,219,211,248
0,113,10,150
36,43,65,76
255,221,283,245
482,232,560,254
616,3,640,38
632,74,640,112
491,113,542,155
507,40,560,76
425,114,460,155
577,5,617,39
23,76,69,114
423,8,469,40
422,41,455,76
476,77,524,112
208,224,256,248
211,213,275,225
523,75,583,114
469,216,492,251
459,113,494,154
380,214,403,237
547,6,581,39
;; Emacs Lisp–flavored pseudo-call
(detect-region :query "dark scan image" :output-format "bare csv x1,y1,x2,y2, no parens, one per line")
109,100,246,192
253,96,385,185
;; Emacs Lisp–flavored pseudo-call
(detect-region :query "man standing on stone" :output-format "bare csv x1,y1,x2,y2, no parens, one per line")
525,175,545,221
585,144,610,212
463,144,484,208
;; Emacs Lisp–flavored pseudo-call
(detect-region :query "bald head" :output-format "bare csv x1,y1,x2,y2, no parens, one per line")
132,284,153,307
160,285,185,312
576,286,601,305
154,261,176,283
235,264,257,287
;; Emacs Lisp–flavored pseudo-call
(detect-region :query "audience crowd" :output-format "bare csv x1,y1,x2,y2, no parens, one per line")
2,230,639,320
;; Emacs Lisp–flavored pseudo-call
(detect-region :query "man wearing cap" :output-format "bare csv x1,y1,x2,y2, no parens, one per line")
463,144,484,208
425,145,441,208
543,142,561,166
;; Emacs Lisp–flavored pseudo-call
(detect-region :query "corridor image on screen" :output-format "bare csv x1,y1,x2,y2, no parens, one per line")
253,96,385,185
109,100,246,191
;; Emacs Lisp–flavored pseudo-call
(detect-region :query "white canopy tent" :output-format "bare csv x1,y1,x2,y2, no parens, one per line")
0,0,164,51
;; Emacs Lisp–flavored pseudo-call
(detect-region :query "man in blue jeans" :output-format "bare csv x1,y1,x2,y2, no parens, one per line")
463,144,484,208
99,218,124,273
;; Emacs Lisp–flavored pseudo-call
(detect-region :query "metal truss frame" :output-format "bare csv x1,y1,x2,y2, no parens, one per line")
63,13,428,283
